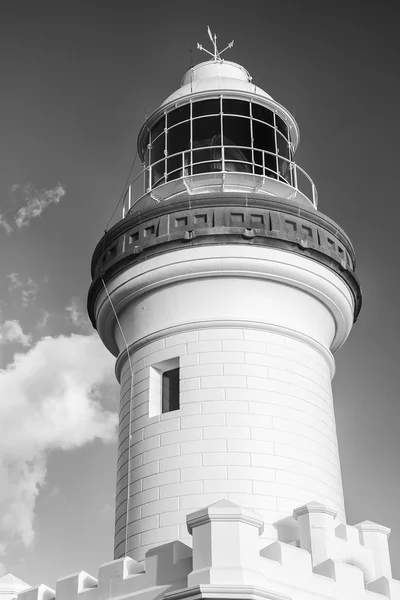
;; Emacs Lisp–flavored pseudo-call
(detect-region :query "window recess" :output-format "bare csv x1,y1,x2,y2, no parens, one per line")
149,357,180,417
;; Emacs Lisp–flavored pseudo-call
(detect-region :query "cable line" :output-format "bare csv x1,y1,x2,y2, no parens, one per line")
104,150,139,232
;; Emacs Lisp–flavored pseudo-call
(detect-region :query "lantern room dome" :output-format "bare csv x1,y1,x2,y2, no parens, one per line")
161,60,273,106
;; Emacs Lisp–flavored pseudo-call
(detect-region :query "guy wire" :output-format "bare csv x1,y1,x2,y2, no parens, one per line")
105,150,139,232
97,142,140,555
101,277,135,558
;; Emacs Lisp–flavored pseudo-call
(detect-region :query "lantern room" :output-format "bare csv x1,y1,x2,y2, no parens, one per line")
130,59,317,212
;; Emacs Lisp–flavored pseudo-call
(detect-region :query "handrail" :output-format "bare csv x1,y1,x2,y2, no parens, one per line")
121,146,318,218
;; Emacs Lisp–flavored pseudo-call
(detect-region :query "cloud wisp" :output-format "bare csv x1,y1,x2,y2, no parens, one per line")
7,273,39,307
0,183,65,234
0,320,32,347
0,213,12,235
0,331,117,554
65,297,93,334
13,184,66,228
36,309,52,330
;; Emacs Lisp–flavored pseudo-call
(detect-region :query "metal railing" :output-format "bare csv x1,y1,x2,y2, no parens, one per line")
122,146,318,218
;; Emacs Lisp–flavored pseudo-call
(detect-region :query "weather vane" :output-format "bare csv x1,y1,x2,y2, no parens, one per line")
197,26,234,61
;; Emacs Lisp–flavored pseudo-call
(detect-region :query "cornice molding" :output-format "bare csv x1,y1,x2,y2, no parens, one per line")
88,194,361,329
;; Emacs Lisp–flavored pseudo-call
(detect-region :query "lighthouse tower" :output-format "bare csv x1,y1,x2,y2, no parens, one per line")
16,32,400,600
87,36,362,564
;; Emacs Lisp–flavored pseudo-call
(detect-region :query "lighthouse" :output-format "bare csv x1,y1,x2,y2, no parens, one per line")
13,31,400,600
87,33,362,563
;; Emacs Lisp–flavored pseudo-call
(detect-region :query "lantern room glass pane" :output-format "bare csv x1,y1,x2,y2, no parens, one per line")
193,99,220,118
151,132,165,188
151,165,165,188
222,99,250,116
193,148,209,174
167,122,190,156
222,116,252,172
151,133,165,164
167,156,182,182
151,116,165,142
192,116,221,148
276,131,290,160
223,116,251,147
166,122,190,181
193,147,222,174
167,104,190,127
278,157,291,183
253,149,277,179
276,115,289,141
225,146,252,173
252,103,274,126
252,120,275,153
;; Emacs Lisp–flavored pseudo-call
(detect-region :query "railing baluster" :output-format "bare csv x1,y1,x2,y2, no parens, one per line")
293,163,298,190
312,183,318,208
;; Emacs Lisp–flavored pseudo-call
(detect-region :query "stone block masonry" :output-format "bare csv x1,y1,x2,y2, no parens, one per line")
115,327,344,562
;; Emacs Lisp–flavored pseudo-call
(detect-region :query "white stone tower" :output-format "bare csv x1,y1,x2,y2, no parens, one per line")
87,40,361,564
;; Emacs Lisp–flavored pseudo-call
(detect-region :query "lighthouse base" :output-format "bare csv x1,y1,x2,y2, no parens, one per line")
17,500,398,600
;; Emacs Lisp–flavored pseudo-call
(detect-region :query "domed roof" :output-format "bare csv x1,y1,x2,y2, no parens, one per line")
161,60,273,106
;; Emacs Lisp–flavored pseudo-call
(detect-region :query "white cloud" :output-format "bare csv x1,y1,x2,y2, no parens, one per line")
13,184,65,228
65,298,92,333
0,332,117,551
0,320,32,347
36,309,52,329
0,213,12,235
8,273,20,287
7,273,39,307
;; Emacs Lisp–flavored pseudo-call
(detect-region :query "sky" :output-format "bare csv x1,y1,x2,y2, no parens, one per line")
0,0,400,588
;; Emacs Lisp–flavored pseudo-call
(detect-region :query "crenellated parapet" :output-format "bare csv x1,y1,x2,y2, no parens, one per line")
18,500,400,600
18,541,192,600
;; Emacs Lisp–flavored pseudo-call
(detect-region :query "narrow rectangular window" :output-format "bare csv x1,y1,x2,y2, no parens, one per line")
162,367,180,413
149,357,180,417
